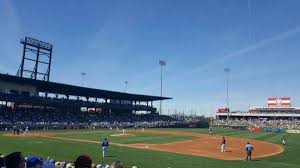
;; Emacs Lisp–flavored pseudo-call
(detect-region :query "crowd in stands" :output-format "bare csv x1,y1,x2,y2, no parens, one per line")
0,92,153,112
214,119,300,129
0,152,128,168
0,106,206,131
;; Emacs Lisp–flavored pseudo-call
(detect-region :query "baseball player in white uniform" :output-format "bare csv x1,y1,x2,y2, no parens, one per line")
23,126,29,135
221,136,226,152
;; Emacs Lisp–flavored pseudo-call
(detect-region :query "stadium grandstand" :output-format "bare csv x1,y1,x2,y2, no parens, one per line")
0,37,190,131
216,97,300,120
214,97,300,132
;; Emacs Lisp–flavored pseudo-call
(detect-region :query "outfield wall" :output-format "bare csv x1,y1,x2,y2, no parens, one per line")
211,124,248,130
287,129,300,134
262,128,286,133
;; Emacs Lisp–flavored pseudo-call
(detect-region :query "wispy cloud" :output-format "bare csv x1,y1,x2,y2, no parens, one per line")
186,26,300,75
134,26,300,101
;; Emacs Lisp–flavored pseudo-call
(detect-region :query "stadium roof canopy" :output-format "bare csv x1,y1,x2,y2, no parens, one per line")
0,73,172,101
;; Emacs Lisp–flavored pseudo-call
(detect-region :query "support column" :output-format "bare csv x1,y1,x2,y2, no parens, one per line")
34,47,40,80
20,37,27,78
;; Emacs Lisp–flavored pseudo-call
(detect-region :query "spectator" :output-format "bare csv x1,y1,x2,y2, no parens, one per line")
74,155,92,168
66,163,75,168
41,163,55,168
1,152,130,168
110,161,123,168
0,154,5,168
4,152,25,168
26,156,43,168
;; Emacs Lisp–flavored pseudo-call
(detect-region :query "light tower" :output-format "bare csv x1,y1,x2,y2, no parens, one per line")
81,72,86,87
17,37,53,81
159,60,166,115
224,67,230,120
124,81,128,93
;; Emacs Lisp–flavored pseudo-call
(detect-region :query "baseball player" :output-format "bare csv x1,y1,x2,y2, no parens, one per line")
209,127,212,135
16,128,20,135
221,136,226,152
245,142,254,161
13,126,17,135
122,128,126,135
101,138,109,158
23,126,29,135
282,135,286,145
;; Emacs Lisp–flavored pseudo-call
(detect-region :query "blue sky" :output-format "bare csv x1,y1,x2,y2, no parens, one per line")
1,0,300,115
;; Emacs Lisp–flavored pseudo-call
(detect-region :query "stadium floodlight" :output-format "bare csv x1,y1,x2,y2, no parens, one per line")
224,67,230,120
21,37,53,51
159,60,167,115
159,60,166,66
124,81,128,93
81,72,86,87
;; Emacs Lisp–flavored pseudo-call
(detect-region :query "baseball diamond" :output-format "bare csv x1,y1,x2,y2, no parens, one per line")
1,1,300,168
2,130,284,160
1,128,299,168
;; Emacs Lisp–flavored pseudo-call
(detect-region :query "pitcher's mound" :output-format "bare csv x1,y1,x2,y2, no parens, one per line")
110,134,134,137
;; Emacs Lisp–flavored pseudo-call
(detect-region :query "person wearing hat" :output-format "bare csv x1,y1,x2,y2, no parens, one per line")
245,142,254,161
4,152,25,168
101,138,109,158
26,156,43,168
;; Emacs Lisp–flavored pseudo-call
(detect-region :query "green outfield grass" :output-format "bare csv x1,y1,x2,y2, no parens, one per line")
55,130,197,144
1,128,300,168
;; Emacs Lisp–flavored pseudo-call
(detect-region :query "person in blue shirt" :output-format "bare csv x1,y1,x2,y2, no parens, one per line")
245,142,254,161
102,138,109,158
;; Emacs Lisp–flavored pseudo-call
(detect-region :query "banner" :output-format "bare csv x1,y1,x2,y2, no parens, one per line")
287,129,300,134
263,127,286,133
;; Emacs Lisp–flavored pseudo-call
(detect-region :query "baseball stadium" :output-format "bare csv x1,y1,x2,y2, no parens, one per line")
1,1,300,168
0,37,299,168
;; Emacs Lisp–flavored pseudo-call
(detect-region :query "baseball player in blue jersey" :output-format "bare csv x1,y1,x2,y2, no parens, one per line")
101,138,109,158
245,142,254,161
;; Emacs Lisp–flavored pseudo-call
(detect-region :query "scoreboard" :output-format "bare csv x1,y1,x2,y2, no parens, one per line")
268,97,291,107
